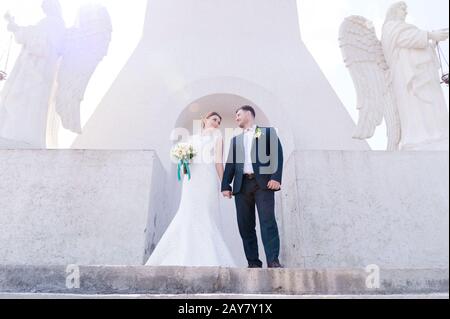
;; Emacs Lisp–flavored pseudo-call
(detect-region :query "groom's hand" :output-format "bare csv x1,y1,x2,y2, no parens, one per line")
267,180,281,191
222,191,233,199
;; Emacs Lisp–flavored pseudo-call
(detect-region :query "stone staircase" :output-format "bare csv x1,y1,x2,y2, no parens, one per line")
0,266,448,297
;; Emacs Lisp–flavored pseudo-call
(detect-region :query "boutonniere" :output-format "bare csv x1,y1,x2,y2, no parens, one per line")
254,127,263,139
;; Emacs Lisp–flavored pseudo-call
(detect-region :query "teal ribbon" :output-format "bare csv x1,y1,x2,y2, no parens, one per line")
185,160,191,181
177,160,191,181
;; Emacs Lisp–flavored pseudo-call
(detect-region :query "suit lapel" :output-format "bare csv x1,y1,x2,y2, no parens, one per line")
251,126,258,165
236,133,246,165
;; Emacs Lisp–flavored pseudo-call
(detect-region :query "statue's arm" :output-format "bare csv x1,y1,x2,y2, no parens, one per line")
5,13,19,34
4,13,37,46
428,29,449,43
10,22,51,59
395,24,430,49
6,21,18,33
8,24,33,45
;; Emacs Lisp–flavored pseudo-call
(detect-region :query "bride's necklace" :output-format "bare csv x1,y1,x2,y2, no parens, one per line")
200,128,215,137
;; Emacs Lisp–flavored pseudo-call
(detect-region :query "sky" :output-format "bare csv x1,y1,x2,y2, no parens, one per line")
0,0,448,150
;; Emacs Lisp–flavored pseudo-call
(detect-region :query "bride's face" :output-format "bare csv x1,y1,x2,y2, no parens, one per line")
204,115,222,129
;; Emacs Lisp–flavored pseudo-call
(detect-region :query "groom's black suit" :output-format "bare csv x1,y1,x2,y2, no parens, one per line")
221,127,283,267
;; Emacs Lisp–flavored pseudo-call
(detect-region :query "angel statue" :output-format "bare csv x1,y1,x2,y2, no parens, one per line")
339,1,449,151
0,0,112,148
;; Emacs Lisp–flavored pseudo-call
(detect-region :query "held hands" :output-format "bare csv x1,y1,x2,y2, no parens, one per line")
429,29,449,43
222,191,233,199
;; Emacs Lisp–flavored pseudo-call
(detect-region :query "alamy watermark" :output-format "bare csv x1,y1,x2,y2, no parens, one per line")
66,264,81,289
170,123,282,175
365,264,381,289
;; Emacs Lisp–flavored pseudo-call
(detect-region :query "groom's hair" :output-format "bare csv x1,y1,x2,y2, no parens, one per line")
236,105,256,118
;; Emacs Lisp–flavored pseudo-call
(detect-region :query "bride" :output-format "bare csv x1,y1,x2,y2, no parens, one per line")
146,112,237,267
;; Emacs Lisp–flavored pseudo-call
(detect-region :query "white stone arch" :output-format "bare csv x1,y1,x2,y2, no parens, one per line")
162,78,295,267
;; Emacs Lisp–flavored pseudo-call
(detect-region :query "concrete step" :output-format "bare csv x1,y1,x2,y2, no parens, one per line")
0,266,448,296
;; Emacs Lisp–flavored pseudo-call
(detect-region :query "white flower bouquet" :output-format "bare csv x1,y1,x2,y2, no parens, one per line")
171,143,197,181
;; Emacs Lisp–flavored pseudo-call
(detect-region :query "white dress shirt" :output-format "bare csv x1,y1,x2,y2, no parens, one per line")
243,125,257,174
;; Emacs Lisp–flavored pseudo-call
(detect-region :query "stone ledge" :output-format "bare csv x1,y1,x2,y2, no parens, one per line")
0,149,167,266
0,137,37,149
0,266,448,296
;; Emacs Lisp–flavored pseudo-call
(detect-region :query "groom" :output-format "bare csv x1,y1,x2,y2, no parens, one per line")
222,106,284,269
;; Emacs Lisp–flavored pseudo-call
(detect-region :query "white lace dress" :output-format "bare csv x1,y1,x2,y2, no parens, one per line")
146,134,237,267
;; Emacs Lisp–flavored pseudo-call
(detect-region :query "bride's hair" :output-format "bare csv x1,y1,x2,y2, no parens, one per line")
201,111,222,129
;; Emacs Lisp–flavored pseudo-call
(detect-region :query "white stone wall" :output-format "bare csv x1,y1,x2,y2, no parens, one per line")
0,150,448,269
0,150,166,265
279,151,449,269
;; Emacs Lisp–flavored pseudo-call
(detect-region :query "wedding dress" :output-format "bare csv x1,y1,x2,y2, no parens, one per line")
146,133,237,267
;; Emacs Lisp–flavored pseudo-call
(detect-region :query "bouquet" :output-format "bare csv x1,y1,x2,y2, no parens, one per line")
171,143,197,181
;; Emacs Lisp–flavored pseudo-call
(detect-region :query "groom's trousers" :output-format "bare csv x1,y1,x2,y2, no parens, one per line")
234,175,281,266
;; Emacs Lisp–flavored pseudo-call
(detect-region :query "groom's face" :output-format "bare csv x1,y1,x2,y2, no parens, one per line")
236,110,250,128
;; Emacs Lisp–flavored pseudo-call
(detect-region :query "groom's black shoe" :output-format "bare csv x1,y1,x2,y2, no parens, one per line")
248,260,263,269
268,260,283,269
248,264,263,269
